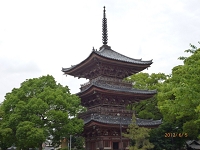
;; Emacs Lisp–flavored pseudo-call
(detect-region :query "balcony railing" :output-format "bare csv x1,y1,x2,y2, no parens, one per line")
80,76,132,91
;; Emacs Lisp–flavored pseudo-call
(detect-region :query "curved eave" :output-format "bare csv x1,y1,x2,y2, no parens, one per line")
84,120,126,128
62,48,153,76
83,115,162,127
77,84,157,98
62,50,95,75
84,120,162,128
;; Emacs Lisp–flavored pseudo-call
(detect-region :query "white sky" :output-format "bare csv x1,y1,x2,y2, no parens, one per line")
0,0,200,103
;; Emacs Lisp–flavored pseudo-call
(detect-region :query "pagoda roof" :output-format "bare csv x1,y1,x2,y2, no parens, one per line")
84,113,162,127
186,140,200,149
94,46,152,65
62,46,153,77
78,78,157,96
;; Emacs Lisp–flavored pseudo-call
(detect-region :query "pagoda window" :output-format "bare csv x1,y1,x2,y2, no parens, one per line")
103,140,111,148
96,141,101,149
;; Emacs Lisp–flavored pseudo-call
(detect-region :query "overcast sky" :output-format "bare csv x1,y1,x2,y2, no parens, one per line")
0,0,200,103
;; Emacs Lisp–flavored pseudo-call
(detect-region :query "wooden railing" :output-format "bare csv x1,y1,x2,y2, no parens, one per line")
80,76,132,91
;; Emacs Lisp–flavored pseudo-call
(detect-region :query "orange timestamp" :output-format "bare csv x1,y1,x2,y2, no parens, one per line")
164,133,188,138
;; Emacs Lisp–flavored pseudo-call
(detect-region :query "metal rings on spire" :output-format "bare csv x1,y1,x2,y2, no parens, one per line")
102,6,108,45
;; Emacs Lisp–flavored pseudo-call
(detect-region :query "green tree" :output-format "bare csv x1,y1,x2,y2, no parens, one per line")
71,136,85,150
149,122,186,150
123,114,154,150
0,75,84,150
158,43,200,140
125,73,168,120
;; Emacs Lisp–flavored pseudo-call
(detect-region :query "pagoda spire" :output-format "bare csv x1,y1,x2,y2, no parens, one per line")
102,6,108,45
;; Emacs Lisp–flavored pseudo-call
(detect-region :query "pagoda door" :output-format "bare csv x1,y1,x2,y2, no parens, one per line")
113,142,119,150
90,142,95,150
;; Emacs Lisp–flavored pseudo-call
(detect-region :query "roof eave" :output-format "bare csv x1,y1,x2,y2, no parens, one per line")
77,84,157,97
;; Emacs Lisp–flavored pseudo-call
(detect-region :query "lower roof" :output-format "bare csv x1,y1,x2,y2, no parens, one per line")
186,140,200,149
83,113,162,127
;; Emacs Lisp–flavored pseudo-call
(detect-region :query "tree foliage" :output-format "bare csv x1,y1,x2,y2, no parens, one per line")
126,72,167,90
149,122,186,150
125,73,168,120
123,114,154,150
158,43,200,139
0,75,84,150
71,136,85,150
178,42,200,60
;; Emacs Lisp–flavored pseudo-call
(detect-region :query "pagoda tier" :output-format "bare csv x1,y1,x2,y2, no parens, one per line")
85,114,161,127
79,108,162,128
83,118,161,139
78,76,156,108
62,45,153,79
81,115,161,150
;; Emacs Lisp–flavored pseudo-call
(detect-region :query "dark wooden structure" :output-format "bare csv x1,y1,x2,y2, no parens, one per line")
186,140,200,150
62,7,161,150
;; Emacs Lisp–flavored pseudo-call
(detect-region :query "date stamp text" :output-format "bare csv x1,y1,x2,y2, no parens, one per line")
165,133,188,138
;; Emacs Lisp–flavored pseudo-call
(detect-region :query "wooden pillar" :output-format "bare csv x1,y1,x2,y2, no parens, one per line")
100,138,104,150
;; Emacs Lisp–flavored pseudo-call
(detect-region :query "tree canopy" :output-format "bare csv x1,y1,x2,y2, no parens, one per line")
0,75,84,150
124,43,200,148
158,44,200,139
125,72,168,120
123,114,154,150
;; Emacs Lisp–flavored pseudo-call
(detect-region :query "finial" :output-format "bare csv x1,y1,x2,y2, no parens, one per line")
102,6,108,45
103,6,106,18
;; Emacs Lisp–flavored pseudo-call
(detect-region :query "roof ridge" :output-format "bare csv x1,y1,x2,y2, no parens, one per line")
96,47,153,63
98,48,141,61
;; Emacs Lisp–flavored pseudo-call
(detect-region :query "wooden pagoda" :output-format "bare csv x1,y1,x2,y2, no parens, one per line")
62,7,161,150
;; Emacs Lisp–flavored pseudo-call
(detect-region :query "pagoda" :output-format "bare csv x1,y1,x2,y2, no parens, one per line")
62,7,161,150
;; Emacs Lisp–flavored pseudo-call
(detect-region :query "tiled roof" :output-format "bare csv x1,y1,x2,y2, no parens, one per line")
62,46,152,72
94,47,152,65
84,113,162,126
186,140,200,145
186,140,200,149
78,80,157,95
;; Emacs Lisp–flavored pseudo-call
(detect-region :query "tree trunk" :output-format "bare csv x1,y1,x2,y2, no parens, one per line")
38,143,43,150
